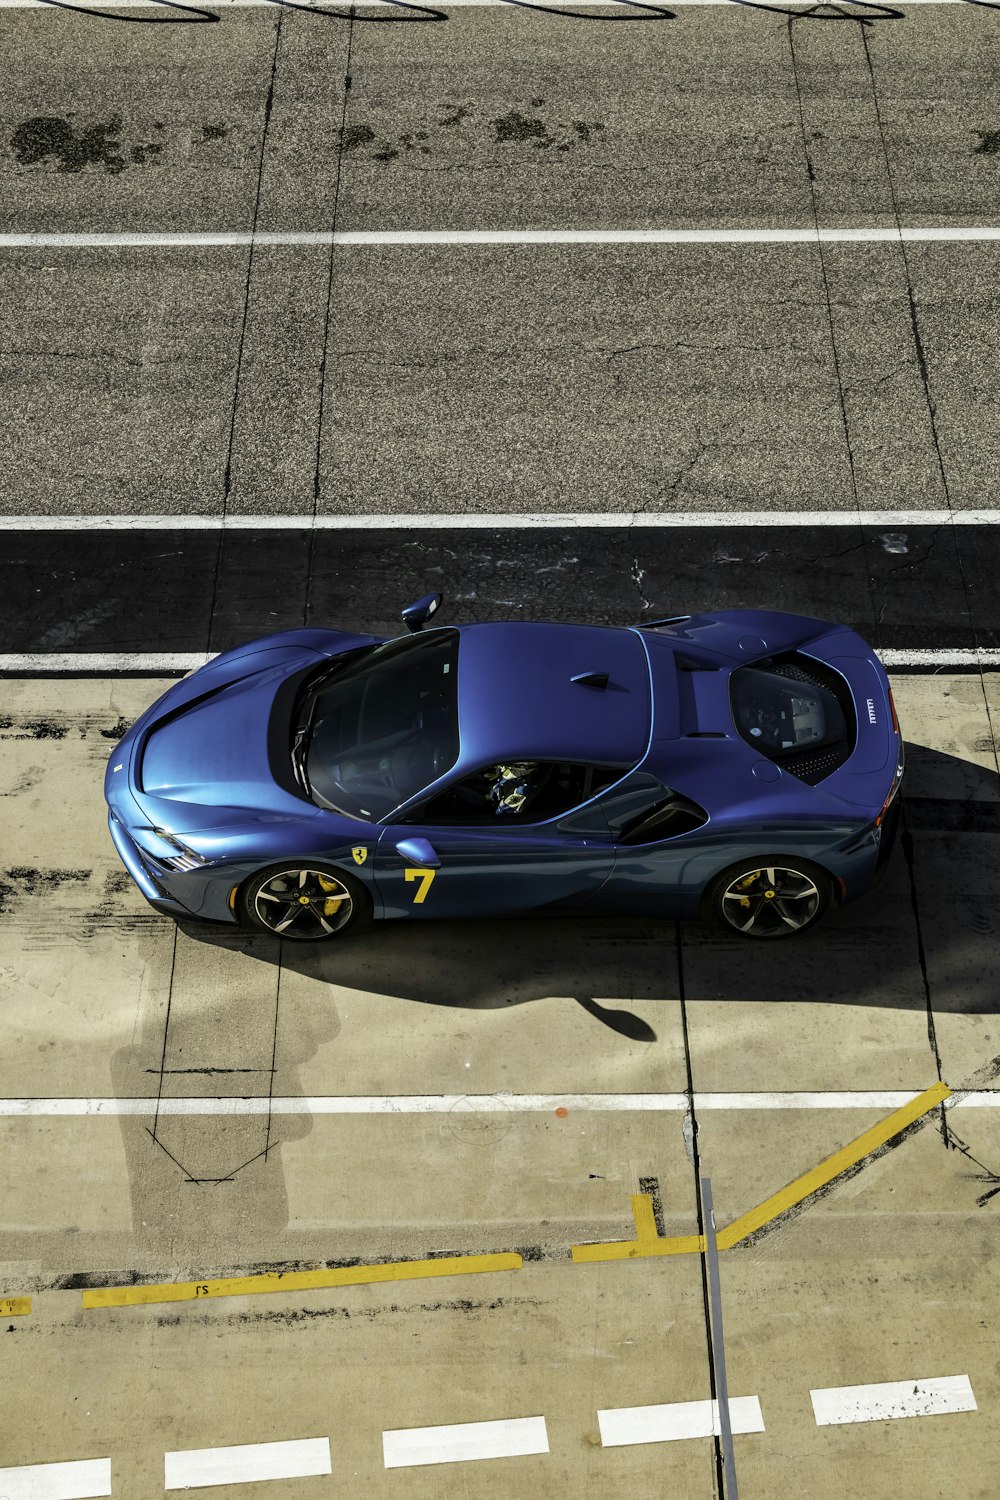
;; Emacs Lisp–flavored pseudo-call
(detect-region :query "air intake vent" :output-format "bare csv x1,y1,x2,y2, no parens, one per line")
779,745,849,783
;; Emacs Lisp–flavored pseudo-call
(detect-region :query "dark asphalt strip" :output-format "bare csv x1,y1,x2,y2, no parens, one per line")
1,524,996,655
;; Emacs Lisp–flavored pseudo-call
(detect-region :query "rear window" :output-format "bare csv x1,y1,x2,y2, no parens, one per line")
730,656,856,785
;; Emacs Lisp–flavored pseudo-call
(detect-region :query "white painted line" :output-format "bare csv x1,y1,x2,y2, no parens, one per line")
3,510,1000,530
599,1396,764,1447
0,654,212,673
0,1458,112,1500
4,649,1000,674
382,1416,548,1468
2,227,1000,249
0,1091,993,1116
880,649,1000,667
810,1375,977,1426
164,1438,331,1490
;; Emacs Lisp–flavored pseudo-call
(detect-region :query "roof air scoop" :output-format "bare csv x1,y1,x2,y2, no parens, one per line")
571,671,609,689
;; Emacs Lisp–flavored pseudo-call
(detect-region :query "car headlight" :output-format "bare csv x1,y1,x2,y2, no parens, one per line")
132,826,208,872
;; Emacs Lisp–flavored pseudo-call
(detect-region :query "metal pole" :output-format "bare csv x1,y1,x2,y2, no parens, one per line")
701,1177,739,1500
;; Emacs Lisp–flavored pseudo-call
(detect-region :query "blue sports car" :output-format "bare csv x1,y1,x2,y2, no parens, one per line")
105,598,903,942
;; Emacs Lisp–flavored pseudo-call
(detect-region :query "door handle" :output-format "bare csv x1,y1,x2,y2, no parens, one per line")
395,836,440,868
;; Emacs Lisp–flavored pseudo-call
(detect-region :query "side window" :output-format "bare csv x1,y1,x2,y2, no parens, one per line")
416,762,626,825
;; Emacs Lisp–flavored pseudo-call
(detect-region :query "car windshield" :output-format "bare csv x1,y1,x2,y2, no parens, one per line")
302,630,460,820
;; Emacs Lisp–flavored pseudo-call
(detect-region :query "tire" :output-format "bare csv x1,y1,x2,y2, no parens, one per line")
239,862,372,942
705,857,832,940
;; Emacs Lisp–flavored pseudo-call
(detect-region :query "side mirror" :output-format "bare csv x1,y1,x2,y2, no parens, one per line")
401,592,443,633
395,836,440,867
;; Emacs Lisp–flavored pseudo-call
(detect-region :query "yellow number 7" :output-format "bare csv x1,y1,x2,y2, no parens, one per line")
404,867,437,904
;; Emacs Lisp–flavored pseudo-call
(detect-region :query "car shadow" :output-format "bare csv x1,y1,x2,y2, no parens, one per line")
179,743,1000,1035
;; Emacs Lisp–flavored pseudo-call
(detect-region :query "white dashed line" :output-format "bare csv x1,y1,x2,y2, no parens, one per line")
598,1395,765,1447
382,1416,549,1468
0,1458,112,1500
2,228,1000,248
0,1091,994,1117
810,1376,977,1427
2,510,999,530
163,1438,332,1491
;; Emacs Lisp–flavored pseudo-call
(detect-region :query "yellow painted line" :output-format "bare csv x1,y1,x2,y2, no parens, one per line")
82,1251,522,1310
571,1194,704,1262
717,1079,952,1249
572,1081,951,1263
0,1296,31,1316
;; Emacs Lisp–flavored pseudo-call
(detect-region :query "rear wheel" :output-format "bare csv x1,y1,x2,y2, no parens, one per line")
707,859,832,939
240,864,371,942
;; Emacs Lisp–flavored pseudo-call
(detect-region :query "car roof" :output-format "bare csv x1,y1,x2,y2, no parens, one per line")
454,622,652,767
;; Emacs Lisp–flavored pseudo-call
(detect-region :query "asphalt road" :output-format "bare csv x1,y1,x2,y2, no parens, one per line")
0,6,999,515
2,519,999,651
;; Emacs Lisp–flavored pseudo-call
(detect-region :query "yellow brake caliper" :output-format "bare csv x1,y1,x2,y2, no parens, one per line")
317,873,348,917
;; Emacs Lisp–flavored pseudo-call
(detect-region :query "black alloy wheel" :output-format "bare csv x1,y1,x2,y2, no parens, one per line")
708,859,832,939
241,864,371,941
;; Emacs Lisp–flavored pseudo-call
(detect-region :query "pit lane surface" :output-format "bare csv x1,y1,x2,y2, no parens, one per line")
3,4,1000,1497
1,665,999,1498
1,518,1000,658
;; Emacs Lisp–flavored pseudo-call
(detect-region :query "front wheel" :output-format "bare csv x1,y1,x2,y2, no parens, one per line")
706,859,832,939
240,863,372,942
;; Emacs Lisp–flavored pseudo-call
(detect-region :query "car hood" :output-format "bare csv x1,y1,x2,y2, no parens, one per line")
136,653,314,822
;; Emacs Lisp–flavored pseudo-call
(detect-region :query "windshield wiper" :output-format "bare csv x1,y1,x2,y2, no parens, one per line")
290,693,318,797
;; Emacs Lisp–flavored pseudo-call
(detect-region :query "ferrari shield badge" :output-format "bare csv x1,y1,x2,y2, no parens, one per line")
352,846,368,866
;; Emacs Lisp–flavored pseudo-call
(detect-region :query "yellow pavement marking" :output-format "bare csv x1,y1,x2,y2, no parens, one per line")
717,1079,951,1249
572,1081,951,1264
572,1195,704,1262
81,1084,953,1303
0,1296,31,1316
82,1252,522,1310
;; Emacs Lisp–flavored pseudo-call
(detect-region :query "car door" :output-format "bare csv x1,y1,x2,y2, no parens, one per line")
372,760,620,920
